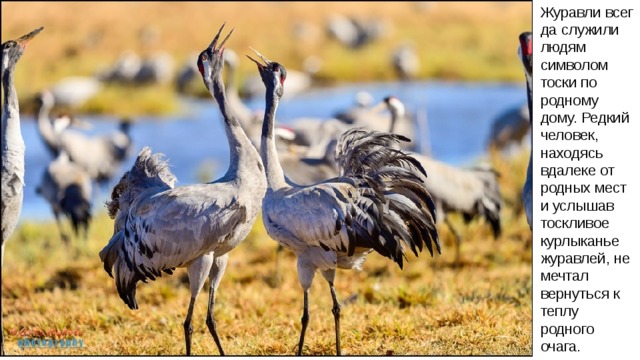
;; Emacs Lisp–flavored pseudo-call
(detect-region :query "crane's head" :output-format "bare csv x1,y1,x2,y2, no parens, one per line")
197,22,234,91
518,32,532,84
246,48,287,99
383,96,406,118
1,26,43,80
52,114,72,134
35,89,55,109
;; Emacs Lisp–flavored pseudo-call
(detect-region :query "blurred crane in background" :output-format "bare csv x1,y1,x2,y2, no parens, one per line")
36,149,92,244
34,92,133,193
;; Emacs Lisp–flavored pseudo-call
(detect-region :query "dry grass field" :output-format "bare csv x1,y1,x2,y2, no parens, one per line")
2,2,532,116
1,149,533,356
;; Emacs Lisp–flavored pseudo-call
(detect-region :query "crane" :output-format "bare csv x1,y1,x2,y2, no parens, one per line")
34,91,133,192
333,95,419,152
391,41,420,81
247,49,440,355
1,25,44,357
36,149,92,244
100,23,266,356
382,96,502,262
486,102,530,151
519,31,533,230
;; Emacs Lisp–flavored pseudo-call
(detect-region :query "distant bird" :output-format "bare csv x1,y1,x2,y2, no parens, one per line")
325,14,386,49
334,95,419,152
519,32,533,230
247,49,439,355
486,102,530,151
1,25,44,357
100,24,266,356
47,76,102,108
279,138,339,186
412,154,502,260
97,50,142,84
282,117,348,151
175,52,199,94
35,99,133,192
36,150,92,244
35,89,61,156
382,96,502,262
134,51,174,85
391,42,420,80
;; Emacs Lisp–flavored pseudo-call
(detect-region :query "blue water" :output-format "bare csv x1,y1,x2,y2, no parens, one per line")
18,80,526,221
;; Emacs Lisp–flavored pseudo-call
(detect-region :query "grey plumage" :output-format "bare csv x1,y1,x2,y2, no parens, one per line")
486,102,530,151
36,151,92,243
519,32,533,230
284,117,349,151
1,25,43,357
382,96,502,261
414,154,502,248
247,50,439,355
279,138,339,185
35,95,133,190
100,24,266,356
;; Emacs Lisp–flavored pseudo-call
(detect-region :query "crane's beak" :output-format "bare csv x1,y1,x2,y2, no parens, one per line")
246,47,271,70
208,22,234,56
70,116,94,130
16,26,44,48
370,101,388,114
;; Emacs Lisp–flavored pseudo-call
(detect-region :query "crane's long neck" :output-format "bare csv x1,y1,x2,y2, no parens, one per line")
260,90,287,190
36,98,59,155
212,75,257,178
226,62,239,98
388,110,398,133
2,66,25,161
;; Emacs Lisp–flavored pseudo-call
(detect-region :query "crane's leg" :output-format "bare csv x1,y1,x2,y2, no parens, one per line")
184,254,214,356
206,254,229,355
53,210,70,245
296,261,316,356
297,288,310,356
183,297,197,356
444,217,462,264
322,269,341,355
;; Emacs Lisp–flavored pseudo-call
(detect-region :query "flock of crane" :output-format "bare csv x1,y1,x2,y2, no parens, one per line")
1,23,533,355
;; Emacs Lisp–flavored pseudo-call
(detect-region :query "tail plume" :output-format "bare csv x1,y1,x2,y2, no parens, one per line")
335,129,441,268
99,231,141,309
101,147,175,309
